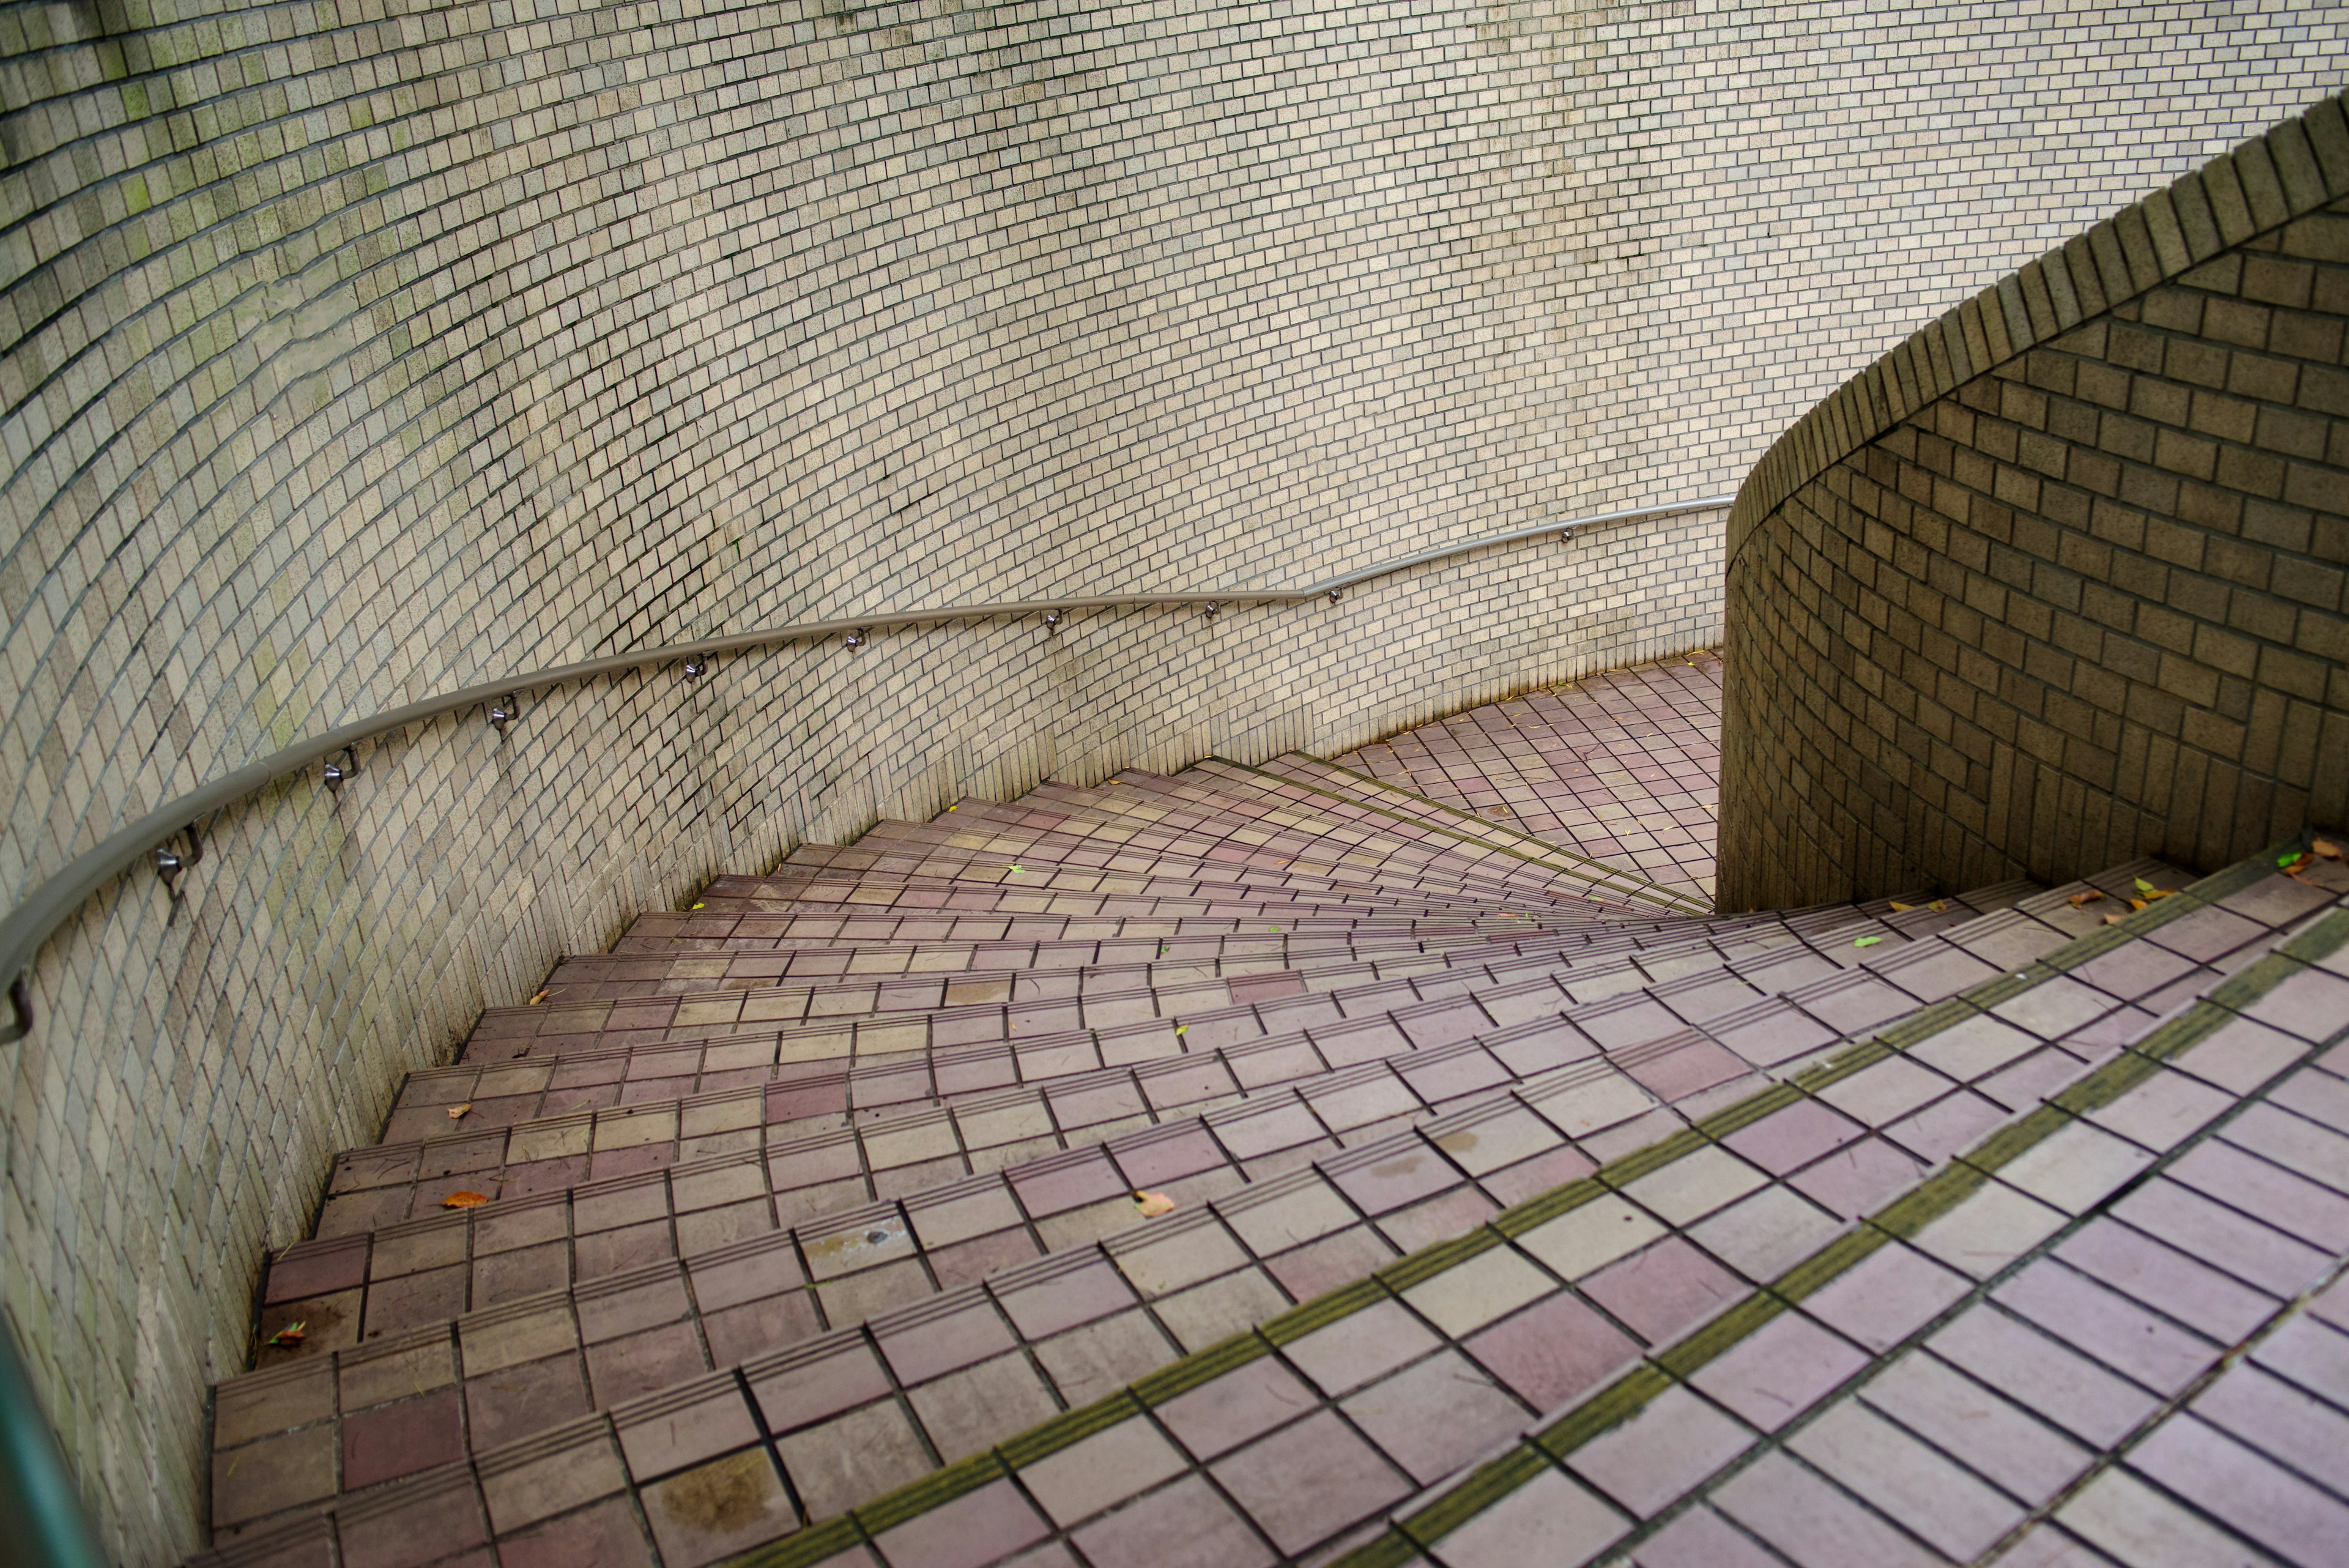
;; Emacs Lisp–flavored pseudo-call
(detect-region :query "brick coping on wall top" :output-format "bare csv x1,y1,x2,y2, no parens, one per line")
1727,87,2349,565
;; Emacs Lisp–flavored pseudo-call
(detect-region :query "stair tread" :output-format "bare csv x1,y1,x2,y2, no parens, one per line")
200,849,2346,1559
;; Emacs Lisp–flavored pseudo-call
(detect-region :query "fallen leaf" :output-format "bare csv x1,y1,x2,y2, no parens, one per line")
442,1191,491,1209
2317,840,2342,860
2277,852,2306,869
1134,1190,1176,1218
689,902,705,910
1853,935,1883,948
2104,913,2126,926
448,1102,473,1121
2067,891,2105,907
1928,900,1947,913
1010,864,1023,873
2135,877,2158,894
528,989,549,1006
1174,1025,1187,1036
266,1322,306,1348
2129,897,2149,911
1888,901,1914,912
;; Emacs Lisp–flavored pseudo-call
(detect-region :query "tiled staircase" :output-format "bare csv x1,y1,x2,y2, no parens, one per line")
191,659,2349,1568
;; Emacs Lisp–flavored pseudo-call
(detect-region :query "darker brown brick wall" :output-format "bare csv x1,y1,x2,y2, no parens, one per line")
1723,191,2349,908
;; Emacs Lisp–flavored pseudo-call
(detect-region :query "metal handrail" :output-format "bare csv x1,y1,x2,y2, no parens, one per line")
0,494,1731,1032
0,1327,105,1568
0,494,1729,1559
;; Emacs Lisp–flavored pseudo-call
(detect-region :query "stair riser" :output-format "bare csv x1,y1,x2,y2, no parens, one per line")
461,906,1798,1063
393,904,1992,1146
212,863,2295,1553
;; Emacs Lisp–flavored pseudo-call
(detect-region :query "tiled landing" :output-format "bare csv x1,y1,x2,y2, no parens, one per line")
1336,653,1722,898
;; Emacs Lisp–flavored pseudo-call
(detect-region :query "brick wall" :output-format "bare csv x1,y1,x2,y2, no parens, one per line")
1722,92,2349,911
0,0,2340,1555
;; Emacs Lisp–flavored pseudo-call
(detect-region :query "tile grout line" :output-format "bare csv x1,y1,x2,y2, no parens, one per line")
1343,895,2349,1567
713,849,2307,1568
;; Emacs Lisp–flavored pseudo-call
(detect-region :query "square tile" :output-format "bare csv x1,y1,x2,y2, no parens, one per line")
1565,1386,1751,1518
1339,1350,1530,1483
1209,1410,1412,1556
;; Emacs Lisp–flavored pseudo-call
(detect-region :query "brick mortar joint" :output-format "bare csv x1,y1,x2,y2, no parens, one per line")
1725,89,2349,574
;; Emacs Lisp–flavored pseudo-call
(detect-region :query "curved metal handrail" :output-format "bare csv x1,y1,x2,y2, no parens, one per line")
0,494,1731,1029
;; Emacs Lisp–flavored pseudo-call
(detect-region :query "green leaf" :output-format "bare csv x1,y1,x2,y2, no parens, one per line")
1854,935,1882,948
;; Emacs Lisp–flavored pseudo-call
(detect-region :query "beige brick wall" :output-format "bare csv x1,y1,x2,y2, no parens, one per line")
1722,92,2349,910
0,0,2339,1555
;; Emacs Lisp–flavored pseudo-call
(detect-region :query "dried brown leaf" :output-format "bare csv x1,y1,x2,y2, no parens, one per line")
442,1191,491,1209
2067,890,2105,908
448,1102,473,1121
1133,1190,1176,1218
265,1321,306,1348
2315,839,2341,860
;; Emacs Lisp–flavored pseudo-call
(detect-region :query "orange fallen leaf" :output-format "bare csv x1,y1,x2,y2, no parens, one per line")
1888,901,1914,912
266,1321,306,1348
448,1102,473,1121
527,989,549,1006
2128,897,2149,911
2067,890,2105,908
1134,1190,1176,1218
2315,840,2341,860
442,1191,491,1209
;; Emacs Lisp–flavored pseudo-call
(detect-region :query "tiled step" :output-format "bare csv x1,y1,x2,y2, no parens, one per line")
1322,864,2349,1568
993,778,1648,913
525,856,1921,1017
626,889,1598,938
462,904,1842,1062
1190,752,1713,916
1337,656,1723,894
607,906,1592,958
237,869,2188,1487
379,880,2057,1174
1053,763,1705,916
662,835,1614,918
822,799,1601,909
881,779,1645,909
532,908,1729,1006
463,890,1962,1072
681,870,1562,924
378,869,2060,1170
270,868,2147,1325
195,852,2344,1564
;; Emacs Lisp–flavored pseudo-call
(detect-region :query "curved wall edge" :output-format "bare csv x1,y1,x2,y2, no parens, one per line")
1722,91,2349,910
1728,91,2349,566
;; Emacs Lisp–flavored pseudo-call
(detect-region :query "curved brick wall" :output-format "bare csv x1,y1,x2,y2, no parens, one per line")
1721,92,2349,911
1,0,2342,1555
